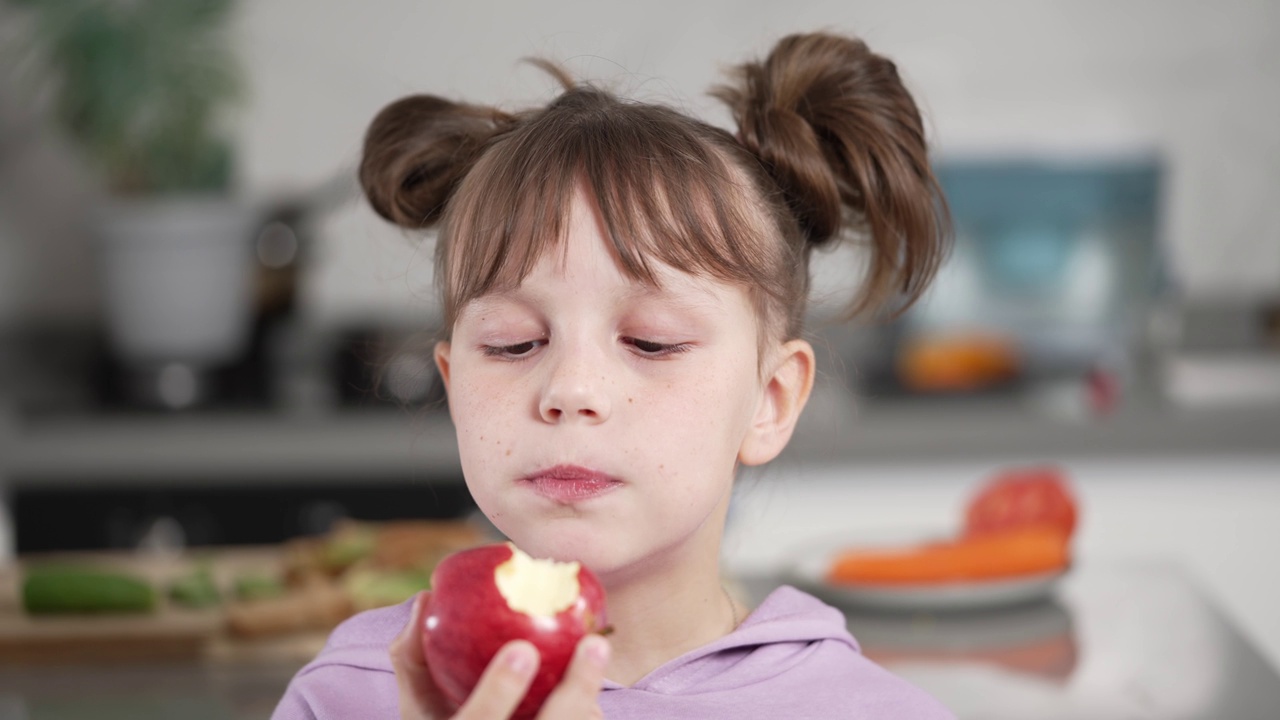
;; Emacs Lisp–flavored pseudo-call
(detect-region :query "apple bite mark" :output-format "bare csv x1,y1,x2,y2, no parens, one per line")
495,543,582,618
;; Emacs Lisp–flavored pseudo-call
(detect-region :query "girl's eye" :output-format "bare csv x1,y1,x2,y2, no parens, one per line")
625,337,691,357
482,340,544,359
480,338,691,360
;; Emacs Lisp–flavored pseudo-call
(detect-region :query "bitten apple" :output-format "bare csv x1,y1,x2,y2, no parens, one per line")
421,542,608,719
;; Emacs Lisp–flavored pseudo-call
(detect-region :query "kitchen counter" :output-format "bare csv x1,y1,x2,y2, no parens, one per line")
745,564,1280,719
2,563,1277,719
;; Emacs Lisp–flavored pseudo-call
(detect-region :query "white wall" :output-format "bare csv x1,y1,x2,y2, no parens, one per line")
227,0,1280,326
0,59,101,328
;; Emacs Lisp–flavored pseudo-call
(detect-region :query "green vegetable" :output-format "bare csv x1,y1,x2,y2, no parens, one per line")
168,564,221,608
234,574,285,602
344,568,431,610
322,525,377,571
23,566,156,614
8,0,242,194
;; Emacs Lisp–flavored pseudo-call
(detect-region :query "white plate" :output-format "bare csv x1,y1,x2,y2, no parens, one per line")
786,538,1068,613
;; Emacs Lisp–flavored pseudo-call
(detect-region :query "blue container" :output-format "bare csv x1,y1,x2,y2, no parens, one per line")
910,156,1167,370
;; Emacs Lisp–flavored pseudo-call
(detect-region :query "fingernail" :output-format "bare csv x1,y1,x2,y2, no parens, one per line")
583,635,610,668
503,643,536,675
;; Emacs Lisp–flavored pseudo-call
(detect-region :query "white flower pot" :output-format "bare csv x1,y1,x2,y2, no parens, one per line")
96,197,258,367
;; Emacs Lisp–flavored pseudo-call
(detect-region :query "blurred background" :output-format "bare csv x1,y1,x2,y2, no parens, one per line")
0,1,1278,717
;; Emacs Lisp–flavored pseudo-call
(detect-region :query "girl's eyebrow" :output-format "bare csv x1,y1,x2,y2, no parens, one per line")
459,288,545,319
461,282,724,320
619,283,725,316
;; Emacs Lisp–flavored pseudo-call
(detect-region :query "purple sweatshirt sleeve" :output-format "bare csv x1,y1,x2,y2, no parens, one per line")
271,681,317,720
273,659,403,720
271,600,412,720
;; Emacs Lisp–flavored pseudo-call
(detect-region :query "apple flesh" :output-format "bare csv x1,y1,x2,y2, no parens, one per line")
421,542,608,719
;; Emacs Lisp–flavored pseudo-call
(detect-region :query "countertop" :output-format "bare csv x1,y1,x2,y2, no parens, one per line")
2,563,1277,719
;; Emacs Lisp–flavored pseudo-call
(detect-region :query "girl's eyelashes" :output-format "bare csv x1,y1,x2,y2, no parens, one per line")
478,337,692,361
481,339,545,359
623,337,692,357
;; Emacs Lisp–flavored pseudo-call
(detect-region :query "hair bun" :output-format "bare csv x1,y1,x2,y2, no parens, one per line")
359,95,513,229
713,31,949,313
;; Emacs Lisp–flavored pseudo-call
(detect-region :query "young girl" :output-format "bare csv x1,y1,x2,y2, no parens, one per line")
275,31,953,719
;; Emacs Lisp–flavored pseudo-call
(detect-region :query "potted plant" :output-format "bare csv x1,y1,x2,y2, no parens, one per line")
10,0,256,404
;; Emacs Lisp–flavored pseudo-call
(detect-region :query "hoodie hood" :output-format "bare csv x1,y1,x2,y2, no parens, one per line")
602,585,859,693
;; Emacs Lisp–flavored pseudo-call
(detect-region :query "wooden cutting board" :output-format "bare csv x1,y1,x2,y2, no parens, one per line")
0,547,327,665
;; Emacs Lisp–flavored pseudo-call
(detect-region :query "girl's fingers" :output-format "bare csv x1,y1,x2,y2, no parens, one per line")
536,635,610,719
390,591,450,719
452,641,540,720
392,602,604,720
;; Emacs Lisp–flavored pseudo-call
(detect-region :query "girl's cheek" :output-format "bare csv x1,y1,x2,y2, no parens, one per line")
455,373,529,430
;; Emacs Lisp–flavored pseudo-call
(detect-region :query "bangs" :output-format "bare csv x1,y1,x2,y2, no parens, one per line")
436,88,789,333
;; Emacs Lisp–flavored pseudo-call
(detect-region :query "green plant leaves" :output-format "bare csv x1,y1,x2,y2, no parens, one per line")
10,0,242,194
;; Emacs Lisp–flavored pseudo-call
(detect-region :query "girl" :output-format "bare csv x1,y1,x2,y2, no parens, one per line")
275,31,953,719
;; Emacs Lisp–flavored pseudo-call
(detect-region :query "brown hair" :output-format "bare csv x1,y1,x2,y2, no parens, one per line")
359,32,950,358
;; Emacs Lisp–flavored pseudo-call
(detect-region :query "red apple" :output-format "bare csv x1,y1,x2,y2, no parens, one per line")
421,542,608,719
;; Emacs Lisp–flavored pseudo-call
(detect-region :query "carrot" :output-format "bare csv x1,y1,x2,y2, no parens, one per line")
826,527,1070,586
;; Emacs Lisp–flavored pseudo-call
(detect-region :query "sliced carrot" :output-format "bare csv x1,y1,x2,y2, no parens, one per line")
826,527,1070,586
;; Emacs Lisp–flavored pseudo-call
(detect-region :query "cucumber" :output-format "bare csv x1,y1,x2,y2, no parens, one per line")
23,566,157,614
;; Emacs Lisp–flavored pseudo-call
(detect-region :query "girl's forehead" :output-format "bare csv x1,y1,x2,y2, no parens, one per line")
463,191,740,317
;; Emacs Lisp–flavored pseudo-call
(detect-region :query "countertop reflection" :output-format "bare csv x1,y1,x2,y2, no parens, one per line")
737,563,1280,720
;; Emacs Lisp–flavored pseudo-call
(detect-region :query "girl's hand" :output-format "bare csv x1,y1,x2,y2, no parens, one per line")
391,591,610,720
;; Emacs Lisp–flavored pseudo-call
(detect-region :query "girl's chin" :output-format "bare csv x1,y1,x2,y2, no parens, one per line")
503,531,631,575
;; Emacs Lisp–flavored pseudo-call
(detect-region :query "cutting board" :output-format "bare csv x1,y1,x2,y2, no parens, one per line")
0,547,328,665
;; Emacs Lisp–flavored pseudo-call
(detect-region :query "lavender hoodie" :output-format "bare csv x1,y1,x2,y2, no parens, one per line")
272,585,955,719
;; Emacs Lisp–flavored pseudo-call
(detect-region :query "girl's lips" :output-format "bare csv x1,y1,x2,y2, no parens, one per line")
520,464,623,504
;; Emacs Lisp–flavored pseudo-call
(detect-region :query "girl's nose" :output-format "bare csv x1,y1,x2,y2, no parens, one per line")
537,344,612,424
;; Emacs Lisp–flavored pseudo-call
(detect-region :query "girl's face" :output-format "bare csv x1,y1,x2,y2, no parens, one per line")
434,189,769,579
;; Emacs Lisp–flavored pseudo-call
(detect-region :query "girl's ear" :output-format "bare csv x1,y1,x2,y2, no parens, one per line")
738,339,816,466
434,341,453,392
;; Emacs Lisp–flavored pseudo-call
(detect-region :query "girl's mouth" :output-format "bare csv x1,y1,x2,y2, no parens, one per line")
519,464,624,504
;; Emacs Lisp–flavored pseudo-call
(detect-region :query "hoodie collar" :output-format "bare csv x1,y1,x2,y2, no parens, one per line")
601,585,857,692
